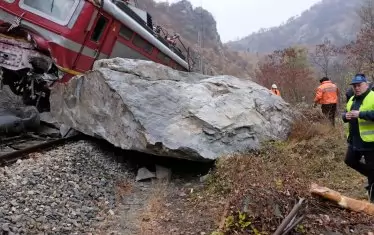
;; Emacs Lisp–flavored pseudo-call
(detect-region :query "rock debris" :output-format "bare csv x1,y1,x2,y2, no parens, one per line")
0,140,131,234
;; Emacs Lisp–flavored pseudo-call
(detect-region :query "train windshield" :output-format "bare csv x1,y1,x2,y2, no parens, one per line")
19,0,79,25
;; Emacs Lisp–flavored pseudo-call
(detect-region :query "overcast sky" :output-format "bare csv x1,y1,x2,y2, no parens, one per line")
154,0,322,42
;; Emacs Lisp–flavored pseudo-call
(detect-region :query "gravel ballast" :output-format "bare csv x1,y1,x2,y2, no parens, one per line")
0,140,131,234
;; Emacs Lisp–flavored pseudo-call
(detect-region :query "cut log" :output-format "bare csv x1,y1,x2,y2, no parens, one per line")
310,183,374,216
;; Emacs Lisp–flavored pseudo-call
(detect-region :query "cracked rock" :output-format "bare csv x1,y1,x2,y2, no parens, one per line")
50,58,295,160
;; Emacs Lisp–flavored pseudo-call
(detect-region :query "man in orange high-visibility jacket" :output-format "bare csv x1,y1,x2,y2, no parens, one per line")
314,77,339,126
270,84,281,96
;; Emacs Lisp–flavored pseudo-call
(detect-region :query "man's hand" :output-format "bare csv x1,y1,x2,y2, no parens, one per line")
346,111,360,120
350,110,360,118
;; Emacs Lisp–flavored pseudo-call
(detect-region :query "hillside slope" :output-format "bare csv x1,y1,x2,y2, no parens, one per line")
226,0,361,53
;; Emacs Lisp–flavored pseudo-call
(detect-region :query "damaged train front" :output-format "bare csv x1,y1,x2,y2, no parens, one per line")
0,0,82,112
0,23,58,112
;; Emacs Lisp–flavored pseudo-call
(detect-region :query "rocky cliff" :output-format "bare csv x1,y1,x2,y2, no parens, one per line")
138,0,257,78
139,0,221,49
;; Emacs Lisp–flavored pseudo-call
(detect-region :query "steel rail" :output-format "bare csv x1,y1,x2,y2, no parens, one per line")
0,134,81,166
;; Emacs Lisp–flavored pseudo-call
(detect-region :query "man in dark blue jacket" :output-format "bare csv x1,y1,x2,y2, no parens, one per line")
343,74,374,202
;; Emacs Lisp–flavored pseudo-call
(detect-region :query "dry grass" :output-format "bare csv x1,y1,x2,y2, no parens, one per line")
139,181,169,235
203,108,373,234
288,106,341,140
114,180,133,205
93,179,169,235
93,179,134,235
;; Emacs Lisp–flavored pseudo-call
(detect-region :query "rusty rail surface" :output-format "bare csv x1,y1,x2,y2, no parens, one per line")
0,124,81,166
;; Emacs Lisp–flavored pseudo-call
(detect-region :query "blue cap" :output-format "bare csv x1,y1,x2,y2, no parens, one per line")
350,75,367,85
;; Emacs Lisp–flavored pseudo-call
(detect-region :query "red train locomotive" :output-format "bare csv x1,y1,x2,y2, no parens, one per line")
0,0,191,111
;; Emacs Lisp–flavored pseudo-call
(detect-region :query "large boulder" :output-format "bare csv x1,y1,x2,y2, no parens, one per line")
50,58,295,160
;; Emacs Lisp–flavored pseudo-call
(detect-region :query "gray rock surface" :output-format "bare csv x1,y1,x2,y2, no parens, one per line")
136,167,156,182
50,58,295,160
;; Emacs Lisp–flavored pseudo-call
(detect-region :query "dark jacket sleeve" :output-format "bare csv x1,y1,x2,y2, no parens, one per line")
359,111,374,121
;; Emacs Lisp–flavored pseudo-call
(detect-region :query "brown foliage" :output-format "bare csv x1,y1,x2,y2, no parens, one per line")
255,47,317,103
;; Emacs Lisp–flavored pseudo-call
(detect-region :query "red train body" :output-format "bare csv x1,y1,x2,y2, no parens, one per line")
0,0,191,111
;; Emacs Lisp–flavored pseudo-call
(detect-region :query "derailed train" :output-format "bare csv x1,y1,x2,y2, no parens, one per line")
0,0,192,112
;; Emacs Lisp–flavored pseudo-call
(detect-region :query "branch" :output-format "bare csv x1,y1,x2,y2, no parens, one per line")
273,198,305,235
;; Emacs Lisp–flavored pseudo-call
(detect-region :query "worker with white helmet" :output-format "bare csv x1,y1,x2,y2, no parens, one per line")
270,84,281,96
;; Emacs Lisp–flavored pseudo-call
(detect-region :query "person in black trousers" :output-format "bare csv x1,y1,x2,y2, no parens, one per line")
343,74,374,202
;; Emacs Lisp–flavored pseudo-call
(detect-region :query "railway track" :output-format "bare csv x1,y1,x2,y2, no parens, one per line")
0,123,80,166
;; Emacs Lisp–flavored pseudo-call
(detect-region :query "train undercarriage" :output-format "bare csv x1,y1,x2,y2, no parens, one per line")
0,65,57,112
0,25,59,113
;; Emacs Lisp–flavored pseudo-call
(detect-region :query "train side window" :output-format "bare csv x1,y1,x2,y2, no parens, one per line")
132,34,153,54
91,15,108,42
119,25,133,40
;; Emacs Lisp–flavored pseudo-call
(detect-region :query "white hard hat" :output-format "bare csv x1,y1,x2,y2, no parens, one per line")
271,84,277,89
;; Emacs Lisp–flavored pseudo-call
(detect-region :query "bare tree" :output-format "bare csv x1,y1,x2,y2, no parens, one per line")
357,0,374,30
310,38,337,77
343,0,374,81
357,0,374,79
